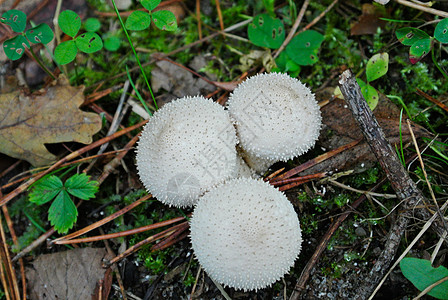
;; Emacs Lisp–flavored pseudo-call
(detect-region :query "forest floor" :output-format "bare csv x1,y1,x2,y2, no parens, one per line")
0,0,447,299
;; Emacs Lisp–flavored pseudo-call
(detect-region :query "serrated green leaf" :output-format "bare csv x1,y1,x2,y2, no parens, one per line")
48,190,77,234
400,258,448,299
1,10,27,33
29,175,63,205
59,10,81,38
434,18,448,43
395,27,429,46
84,17,101,32
125,10,151,31
25,23,54,44
366,52,389,82
141,0,161,11
3,35,29,61
104,35,120,51
285,30,324,66
75,32,103,53
152,10,177,31
409,38,432,64
356,78,378,110
65,174,98,200
248,13,285,49
54,40,77,65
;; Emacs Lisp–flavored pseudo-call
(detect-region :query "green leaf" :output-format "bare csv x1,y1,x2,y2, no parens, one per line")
248,13,285,49
48,190,77,234
84,17,101,32
366,52,389,82
434,18,448,43
29,175,63,205
286,30,324,66
3,35,29,61
58,10,81,38
152,10,177,31
400,258,448,299
141,0,161,11
395,27,429,46
25,23,54,44
275,52,301,76
356,78,378,110
125,10,152,31
75,32,103,53
1,10,27,33
409,38,432,64
104,35,121,51
54,40,77,65
65,174,98,200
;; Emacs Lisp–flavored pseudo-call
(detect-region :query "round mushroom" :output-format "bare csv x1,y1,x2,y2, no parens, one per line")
136,96,239,207
190,177,302,291
227,72,322,172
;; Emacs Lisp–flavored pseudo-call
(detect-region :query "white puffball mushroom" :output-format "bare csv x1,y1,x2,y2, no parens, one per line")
190,177,302,291
136,96,238,207
227,72,322,168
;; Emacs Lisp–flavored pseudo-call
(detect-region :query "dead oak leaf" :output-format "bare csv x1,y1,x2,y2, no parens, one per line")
0,76,102,166
26,247,112,300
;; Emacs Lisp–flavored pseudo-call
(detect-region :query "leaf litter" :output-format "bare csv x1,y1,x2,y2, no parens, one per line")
0,75,102,166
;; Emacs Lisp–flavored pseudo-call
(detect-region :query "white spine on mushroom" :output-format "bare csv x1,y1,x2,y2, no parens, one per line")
190,177,302,291
227,72,322,166
136,96,238,207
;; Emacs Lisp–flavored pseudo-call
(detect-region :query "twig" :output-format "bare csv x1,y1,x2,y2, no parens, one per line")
395,0,448,18
337,69,447,299
0,120,148,208
0,213,20,300
414,275,448,299
1,205,25,299
273,0,310,59
368,199,448,300
196,0,202,39
271,139,360,182
54,216,185,245
12,228,55,262
50,194,151,245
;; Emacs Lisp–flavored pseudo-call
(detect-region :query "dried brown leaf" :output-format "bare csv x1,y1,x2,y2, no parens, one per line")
350,4,387,36
26,247,112,300
0,76,102,166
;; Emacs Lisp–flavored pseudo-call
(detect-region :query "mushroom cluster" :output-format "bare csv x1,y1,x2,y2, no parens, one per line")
135,72,321,291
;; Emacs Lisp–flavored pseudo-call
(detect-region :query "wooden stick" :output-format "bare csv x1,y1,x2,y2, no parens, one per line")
337,69,447,299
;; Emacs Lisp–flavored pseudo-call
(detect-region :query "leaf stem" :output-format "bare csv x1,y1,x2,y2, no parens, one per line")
431,45,448,81
28,45,56,80
110,0,158,111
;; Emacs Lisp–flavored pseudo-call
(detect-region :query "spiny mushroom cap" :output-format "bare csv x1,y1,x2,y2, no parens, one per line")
227,72,322,162
136,96,238,207
190,177,302,291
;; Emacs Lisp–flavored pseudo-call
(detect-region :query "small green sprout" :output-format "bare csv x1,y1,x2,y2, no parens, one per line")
125,0,178,32
1,10,54,61
54,10,103,65
29,173,98,234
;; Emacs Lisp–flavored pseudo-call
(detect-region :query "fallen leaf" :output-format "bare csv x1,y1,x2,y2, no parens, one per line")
0,75,102,166
299,88,431,175
350,3,387,36
150,59,215,106
27,247,112,300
